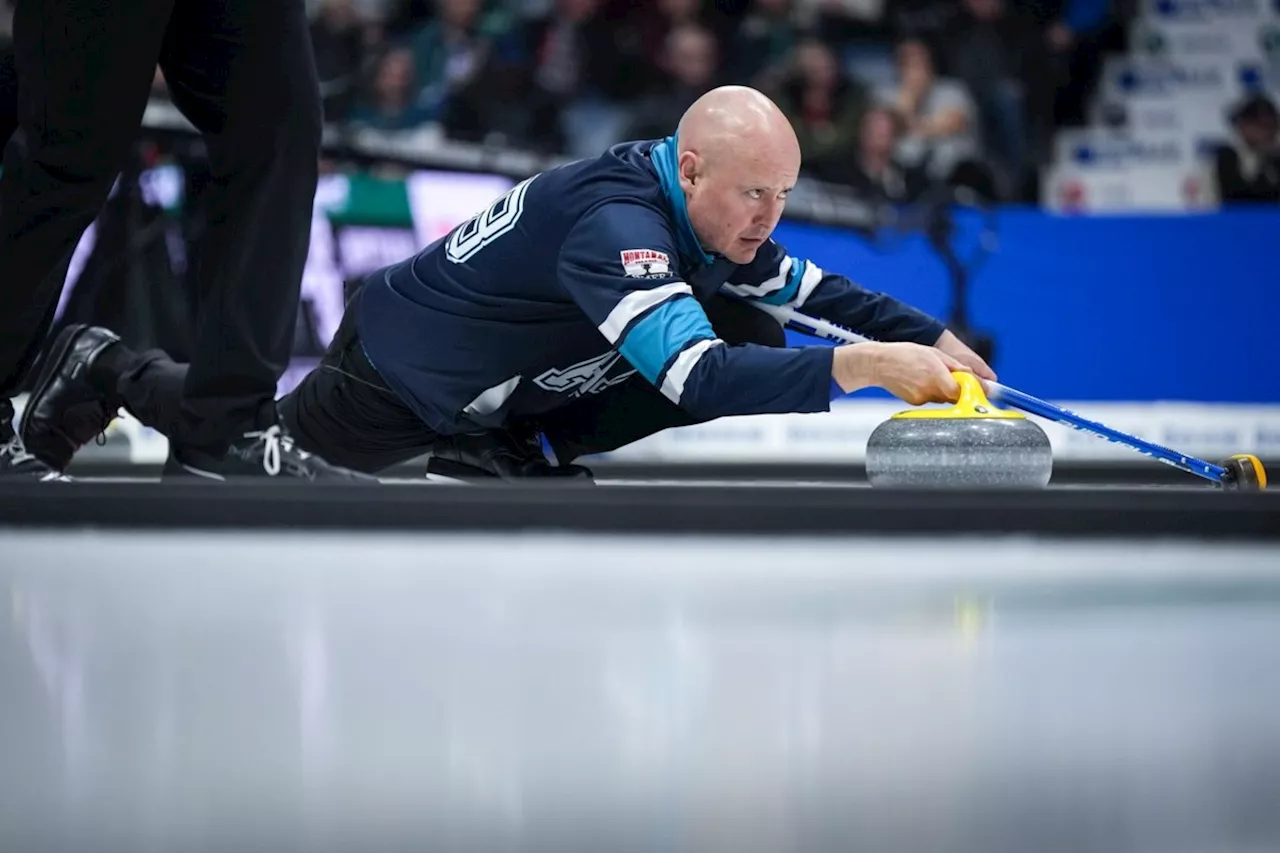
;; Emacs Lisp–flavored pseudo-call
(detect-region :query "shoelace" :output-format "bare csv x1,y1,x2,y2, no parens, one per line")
243,424,310,477
1,435,38,467
1,435,71,481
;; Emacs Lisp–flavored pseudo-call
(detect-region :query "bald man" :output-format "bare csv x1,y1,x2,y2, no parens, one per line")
22,86,992,482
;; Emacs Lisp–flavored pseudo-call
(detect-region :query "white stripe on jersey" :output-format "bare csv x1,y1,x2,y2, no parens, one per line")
463,374,522,416
598,282,693,343
659,338,723,404
794,262,825,307
723,256,793,299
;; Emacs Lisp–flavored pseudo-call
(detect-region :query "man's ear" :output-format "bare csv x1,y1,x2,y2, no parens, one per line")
677,150,698,191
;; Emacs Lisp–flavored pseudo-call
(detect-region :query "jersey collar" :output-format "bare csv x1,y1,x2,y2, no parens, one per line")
649,135,715,267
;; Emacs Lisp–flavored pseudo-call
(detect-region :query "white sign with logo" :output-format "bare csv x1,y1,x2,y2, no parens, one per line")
580,401,1280,464
1131,20,1265,60
1088,100,1233,151
1041,162,1219,213
1101,57,1237,104
1052,128,1199,171
1139,0,1272,27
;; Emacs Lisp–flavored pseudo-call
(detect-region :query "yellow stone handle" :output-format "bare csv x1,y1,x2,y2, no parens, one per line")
890,371,1025,420
952,371,989,415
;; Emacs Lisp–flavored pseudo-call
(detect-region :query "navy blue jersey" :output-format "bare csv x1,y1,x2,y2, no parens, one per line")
356,136,945,436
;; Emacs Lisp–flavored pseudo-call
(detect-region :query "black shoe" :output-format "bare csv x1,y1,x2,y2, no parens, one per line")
20,324,121,471
0,432,73,482
163,423,379,483
426,428,594,482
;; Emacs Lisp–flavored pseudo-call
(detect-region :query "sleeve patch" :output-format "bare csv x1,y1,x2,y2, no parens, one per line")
620,249,672,279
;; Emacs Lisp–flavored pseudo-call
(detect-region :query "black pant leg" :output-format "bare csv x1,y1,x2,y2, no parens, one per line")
541,295,787,463
0,42,16,152
156,0,323,454
277,308,438,474
116,304,436,475
0,0,173,396
116,351,191,438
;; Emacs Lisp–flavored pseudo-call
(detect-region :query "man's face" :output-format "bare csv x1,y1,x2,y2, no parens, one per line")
679,140,799,264
667,28,716,89
861,109,897,156
796,42,837,89
377,50,414,95
1239,115,1279,152
896,40,934,83
440,0,481,29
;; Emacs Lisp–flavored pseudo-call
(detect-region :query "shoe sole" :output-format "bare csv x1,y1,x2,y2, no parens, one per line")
19,323,90,444
424,456,593,483
425,457,499,481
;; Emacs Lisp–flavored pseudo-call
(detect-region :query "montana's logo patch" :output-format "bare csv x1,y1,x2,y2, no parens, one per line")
620,249,671,278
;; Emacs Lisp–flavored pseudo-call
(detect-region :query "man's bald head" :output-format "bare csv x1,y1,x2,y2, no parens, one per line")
671,86,801,264
676,86,800,169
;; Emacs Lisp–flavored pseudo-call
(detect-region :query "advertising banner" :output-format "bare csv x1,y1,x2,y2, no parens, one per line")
1042,163,1217,212
1138,0,1274,28
1087,98,1232,144
1053,128,1200,170
1100,57,1239,104
1130,19,1265,61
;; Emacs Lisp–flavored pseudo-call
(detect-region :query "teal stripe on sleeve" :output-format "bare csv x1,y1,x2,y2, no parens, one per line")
618,296,716,384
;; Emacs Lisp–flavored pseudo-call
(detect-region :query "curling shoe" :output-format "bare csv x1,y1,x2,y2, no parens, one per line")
426,428,593,482
19,324,122,472
163,423,378,483
0,413,72,482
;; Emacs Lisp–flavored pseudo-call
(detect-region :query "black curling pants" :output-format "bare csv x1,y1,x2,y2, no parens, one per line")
0,0,323,456
110,294,789,473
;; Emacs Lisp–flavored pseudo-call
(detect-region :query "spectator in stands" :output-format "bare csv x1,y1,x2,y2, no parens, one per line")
943,0,1040,197
382,0,442,39
1042,0,1117,129
845,105,928,202
625,24,720,140
888,0,961,46
406,0,508,123
726,0,799,90
516,0,635,158
1214,94,1280,204
878,38,988,195
791,0,892,45
348,47,435,130
773,38,870,184
626,0,707,77
310,0,369,122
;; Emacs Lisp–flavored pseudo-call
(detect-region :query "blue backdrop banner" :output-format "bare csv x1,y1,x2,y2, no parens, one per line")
773,206,1279,404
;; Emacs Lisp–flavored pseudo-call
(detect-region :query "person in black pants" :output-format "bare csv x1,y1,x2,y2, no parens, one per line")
20,292,786,481
0,0,369,482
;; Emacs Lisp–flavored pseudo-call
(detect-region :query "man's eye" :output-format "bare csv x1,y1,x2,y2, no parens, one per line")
748,189,763,199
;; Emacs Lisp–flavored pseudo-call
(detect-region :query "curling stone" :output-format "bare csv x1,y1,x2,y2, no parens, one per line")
866,371,1053,489
1222,453,1268,490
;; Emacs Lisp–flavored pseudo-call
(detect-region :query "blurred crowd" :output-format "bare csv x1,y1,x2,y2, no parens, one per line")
292,0,1131,203
11,0,1272,208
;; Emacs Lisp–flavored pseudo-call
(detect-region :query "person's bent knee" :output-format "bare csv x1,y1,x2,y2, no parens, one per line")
706,295,787,348
232,106,322,163
13,130,139,195
212,80,323,170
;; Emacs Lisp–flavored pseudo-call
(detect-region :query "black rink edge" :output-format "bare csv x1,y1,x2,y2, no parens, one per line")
1,482,1278,539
